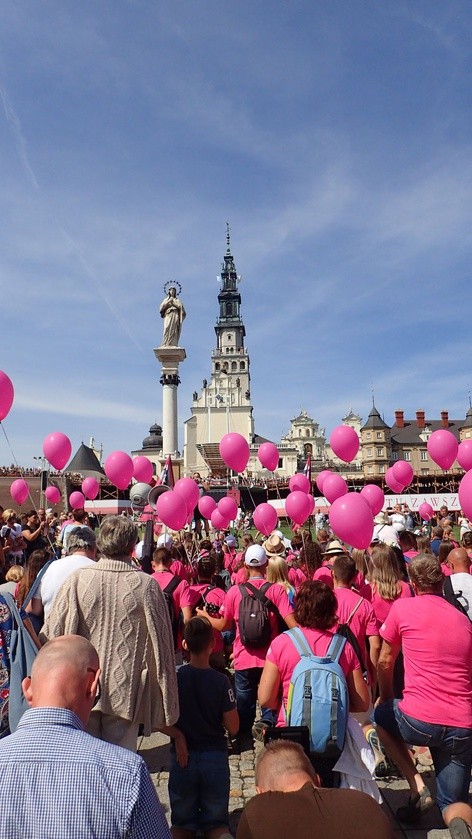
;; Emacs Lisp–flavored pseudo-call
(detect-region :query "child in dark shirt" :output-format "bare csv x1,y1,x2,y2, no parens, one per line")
160,616,239,839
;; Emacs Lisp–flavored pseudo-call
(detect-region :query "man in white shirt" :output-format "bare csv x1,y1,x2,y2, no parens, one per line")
389,504,406,533
37,527,97,619
447,548,472,620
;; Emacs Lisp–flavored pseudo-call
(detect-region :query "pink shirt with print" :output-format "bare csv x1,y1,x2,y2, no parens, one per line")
222,578,293,669
267,627,359,726
380,594,472,727
189,582,225,653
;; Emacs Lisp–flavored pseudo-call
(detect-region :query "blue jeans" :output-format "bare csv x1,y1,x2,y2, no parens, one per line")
374,699,472,811
169,750,230,831
234,667,274,734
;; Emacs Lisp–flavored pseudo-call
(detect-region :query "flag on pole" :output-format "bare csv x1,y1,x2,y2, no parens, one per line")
303,454,312,485
157,455,175,488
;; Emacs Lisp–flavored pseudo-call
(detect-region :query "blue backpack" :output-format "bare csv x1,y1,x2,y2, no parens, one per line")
283,627,349,759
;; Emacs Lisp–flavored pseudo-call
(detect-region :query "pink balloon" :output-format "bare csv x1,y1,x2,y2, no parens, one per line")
392,460,414,488
43,432,72,471
210,509,230,530
458,440,472,472
198,495,216,518
419,501,434,521
253,503,278,536
104,451,134,490
427,429,458,471
258,442,279,472
10,478,29,505
156,490,187,530
82,476,99,500
219,433,250,473
329,493,374,550
289,474,311,494
360,484,385,516
330,425,360,463
385,467,404,493
44,485,61,504
285,491,312,526
316,470,331,493
69,491,85,510
218,496,238,520
132,456,154,484
459,471,472,519
174,477,200,512
0,371,14,421
323,474,348,504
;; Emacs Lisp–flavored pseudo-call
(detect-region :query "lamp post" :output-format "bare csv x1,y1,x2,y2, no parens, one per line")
33,455,47,510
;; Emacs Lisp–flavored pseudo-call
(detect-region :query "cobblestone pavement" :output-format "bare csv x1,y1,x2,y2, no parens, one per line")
138,731,459,838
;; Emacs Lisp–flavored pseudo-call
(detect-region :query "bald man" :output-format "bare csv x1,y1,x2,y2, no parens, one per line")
445,548,472,620
0,636,171,839
236,740,394,839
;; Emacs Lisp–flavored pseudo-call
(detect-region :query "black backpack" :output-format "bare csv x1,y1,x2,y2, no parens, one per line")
443,577,471,621
162,576,182,644
238,582,280,648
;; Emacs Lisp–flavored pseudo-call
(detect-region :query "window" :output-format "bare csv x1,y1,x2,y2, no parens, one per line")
392,452,398,461
421,468,429,475
367,447,372,457
379,465,385,474
231,361,237,371
376,432,382,439
366,433,372,440
240,361,245,371
404,451,411,461
215,362,220,371
367,465,373,474
376,447,383,457
421,450,428,461
278,458,283,469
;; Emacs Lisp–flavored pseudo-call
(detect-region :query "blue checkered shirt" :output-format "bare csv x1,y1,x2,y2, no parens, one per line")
0,707,171,838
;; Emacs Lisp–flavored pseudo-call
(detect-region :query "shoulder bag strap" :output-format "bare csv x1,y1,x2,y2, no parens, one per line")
326,632,347,663
23,559,55,609
345,597,364,626
286,626,313,658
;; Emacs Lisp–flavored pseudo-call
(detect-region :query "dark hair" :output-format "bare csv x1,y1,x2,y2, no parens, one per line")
432,526,444,539
332,555,356,585
184,616,213,654
294,580,337,630
416,536,433,554
152,547,172,566
16,549,51,606
197,553,217,580
299,541,322,576
438,540,454,564
462,532,472,549
390,544,409,581
398,530,417,551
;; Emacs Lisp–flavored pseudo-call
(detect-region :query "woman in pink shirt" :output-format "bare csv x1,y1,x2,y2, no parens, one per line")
259,580,369,786
366,544,413,627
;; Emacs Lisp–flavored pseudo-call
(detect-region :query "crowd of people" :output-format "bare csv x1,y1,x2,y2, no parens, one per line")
1,499,472,837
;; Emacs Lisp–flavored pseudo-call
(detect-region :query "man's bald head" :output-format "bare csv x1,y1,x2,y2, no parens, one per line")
24,636,100,726
255,740,318,794
448,548,471,574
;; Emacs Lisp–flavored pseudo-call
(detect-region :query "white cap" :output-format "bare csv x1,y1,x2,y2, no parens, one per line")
157,533,173,549
245,544,268,567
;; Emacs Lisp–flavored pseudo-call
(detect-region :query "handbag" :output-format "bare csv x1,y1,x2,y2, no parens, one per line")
3,592,38,733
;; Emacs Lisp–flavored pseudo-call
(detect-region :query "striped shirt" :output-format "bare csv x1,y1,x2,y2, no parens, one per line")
0,707,171,838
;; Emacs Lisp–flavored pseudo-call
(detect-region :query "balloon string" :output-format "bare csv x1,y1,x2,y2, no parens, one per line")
0,421,41,516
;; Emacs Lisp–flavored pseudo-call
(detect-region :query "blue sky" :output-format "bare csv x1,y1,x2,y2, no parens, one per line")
1,1,471,467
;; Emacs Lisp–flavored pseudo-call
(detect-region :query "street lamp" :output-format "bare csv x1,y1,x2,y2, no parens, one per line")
33,455,47,509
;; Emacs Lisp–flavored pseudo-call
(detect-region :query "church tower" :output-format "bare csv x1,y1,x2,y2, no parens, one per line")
183,226,255,475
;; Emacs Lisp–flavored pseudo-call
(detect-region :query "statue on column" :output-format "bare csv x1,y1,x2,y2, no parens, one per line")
159,282,186,346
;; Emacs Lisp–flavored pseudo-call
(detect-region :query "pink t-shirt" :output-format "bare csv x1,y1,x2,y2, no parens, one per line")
170,559,193,583
222,577,293,669
380,594,472,726
313,565,333,588
368,581,413,627
151,570,193,615
189,582,225,653
267,627,359,726
223,549,237,573
441,562,452,577
232,566,248,586
288,566,307,591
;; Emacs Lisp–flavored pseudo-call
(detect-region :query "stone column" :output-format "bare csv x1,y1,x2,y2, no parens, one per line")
154,346,186,457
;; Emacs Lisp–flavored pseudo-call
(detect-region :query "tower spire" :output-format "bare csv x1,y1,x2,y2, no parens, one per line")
226,221,231,254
